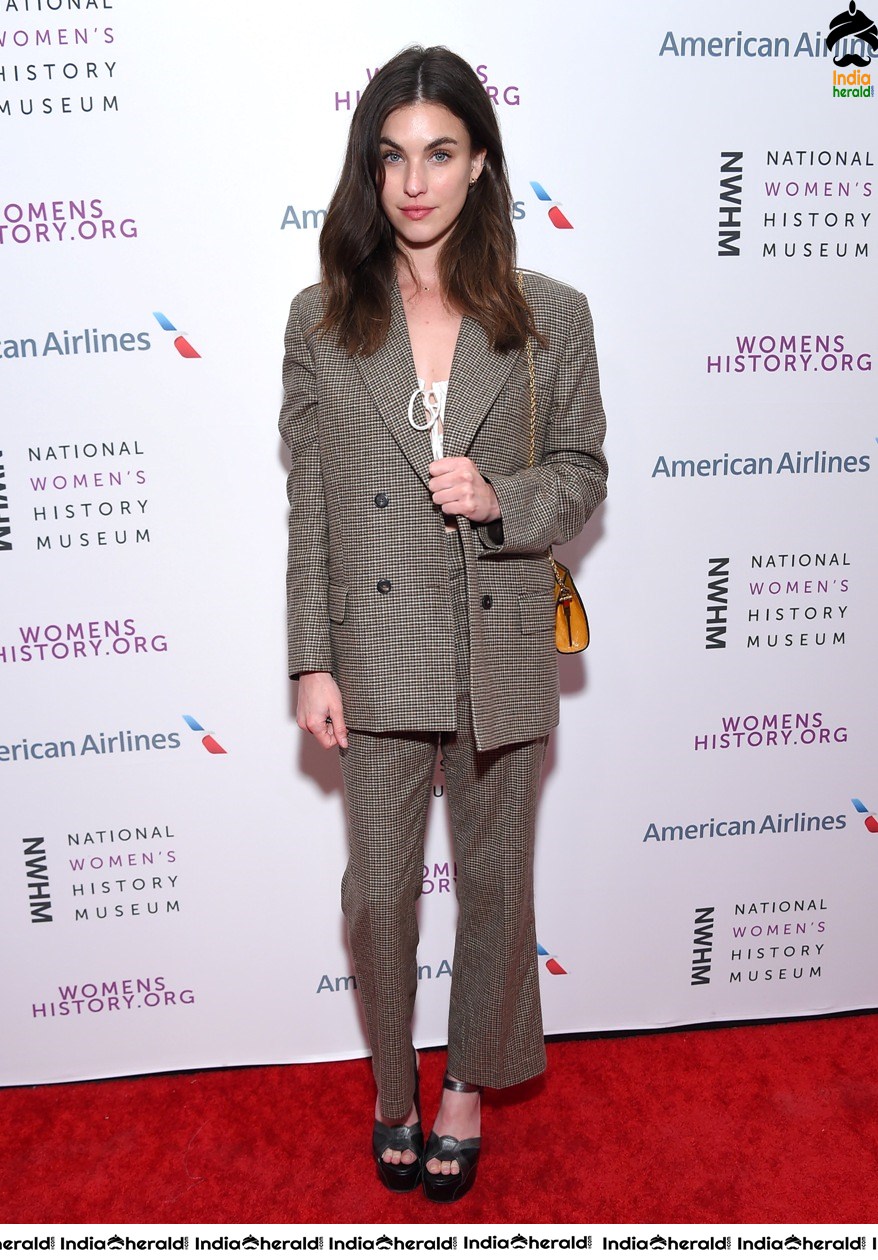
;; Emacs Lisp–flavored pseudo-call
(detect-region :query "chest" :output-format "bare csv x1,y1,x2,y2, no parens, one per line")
403,293,462,387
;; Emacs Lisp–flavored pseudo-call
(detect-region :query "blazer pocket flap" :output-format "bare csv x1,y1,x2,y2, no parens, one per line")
328,583,348,624
518,590,555,634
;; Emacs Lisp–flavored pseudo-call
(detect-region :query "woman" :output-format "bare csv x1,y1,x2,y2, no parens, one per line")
279,45,607,1202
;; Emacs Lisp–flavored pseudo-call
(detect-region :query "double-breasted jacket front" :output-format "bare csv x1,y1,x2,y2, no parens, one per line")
279,269,607,752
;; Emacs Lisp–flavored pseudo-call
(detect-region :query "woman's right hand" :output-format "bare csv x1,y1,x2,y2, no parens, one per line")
296,671,349,750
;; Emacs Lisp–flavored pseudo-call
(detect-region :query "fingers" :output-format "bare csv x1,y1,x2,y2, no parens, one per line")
327,696,349,749
428,458,499,523
428,457,482,516
429,457,475,488
297,706,335,749
296,674,348,750
298,711,342,750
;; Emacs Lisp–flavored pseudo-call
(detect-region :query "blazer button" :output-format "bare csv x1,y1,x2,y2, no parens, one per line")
374,492,389,508
481,594,493,610
376,579,392,594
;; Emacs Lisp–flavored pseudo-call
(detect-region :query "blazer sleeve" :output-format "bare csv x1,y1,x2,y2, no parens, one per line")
278,294,333,679
477,286,608,555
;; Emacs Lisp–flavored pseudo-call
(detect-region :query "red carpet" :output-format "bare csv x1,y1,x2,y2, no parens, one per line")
2,1016,878,1225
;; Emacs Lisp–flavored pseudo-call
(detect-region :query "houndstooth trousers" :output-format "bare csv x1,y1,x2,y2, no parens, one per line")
339,531,548,1119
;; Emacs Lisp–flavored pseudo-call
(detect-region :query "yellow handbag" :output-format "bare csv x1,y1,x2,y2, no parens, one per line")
550,556,590,653
519,273,590,653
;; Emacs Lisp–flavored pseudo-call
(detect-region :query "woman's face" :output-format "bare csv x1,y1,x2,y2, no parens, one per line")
377,101,485,255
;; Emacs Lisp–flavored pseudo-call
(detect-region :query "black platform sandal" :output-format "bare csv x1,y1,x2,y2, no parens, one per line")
422,1075,482,1203
372,1054,424,1193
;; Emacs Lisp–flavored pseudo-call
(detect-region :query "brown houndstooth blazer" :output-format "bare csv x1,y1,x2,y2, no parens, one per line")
279,269,607,752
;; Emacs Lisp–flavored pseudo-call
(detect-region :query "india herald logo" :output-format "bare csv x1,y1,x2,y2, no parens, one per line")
827,2,878,64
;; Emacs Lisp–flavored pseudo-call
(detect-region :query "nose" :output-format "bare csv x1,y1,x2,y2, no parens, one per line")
403,159,427,199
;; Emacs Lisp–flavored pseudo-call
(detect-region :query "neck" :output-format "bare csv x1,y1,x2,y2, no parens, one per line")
397,248,441,297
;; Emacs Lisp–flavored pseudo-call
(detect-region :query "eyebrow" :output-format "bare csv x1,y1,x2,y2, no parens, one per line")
379,135,461,152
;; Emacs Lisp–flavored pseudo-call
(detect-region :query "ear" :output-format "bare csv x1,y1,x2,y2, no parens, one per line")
470,149,486,182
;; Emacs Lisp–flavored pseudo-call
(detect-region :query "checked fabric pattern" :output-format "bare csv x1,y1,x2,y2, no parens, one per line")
278,269,607,753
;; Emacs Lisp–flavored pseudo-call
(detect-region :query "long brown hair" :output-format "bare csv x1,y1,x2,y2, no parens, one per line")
316,46,536,356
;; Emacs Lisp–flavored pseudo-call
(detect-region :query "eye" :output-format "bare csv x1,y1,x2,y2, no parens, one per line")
381,150,404,164
431,150,452,164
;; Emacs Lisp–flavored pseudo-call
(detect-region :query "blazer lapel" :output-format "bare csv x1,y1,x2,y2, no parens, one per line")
353,285,431,486
443,317,520,460
352,285,521,479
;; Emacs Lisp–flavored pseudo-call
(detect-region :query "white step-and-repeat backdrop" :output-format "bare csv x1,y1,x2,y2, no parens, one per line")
2,0,876,1085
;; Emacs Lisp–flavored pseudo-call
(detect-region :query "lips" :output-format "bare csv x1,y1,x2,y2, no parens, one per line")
400,207,434,220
